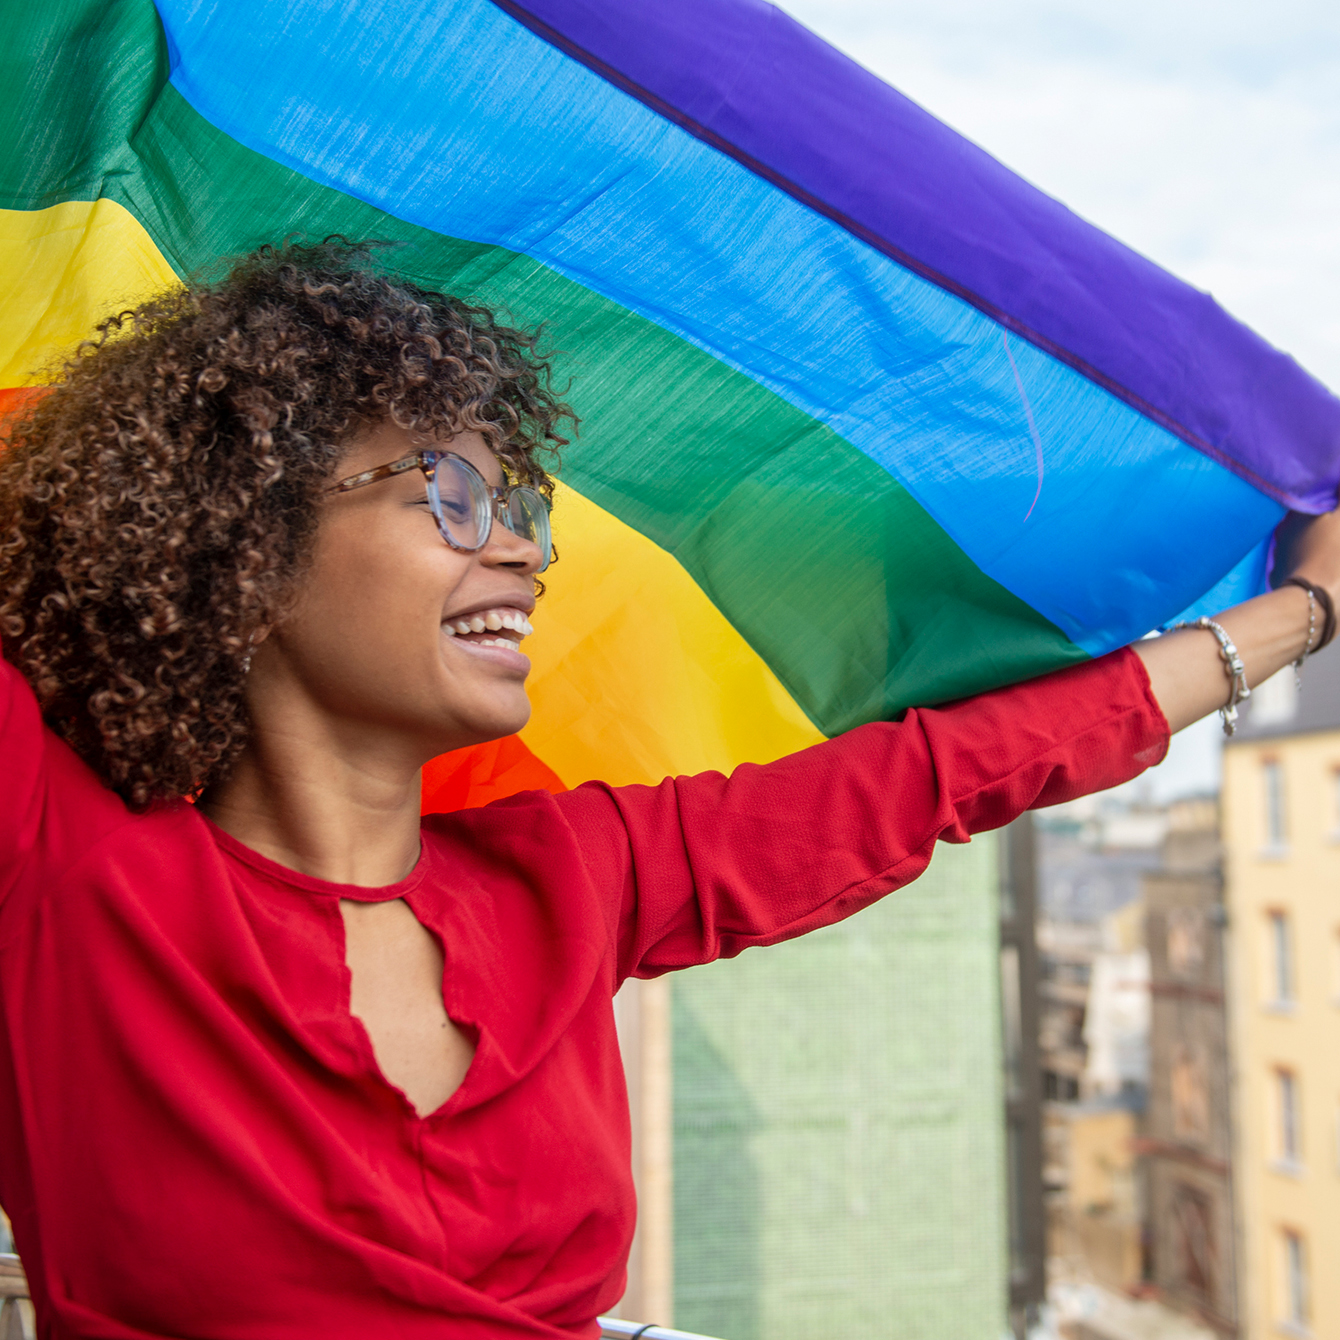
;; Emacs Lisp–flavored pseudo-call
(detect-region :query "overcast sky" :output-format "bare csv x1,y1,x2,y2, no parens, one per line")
777,0,1340,799
779,0,1340,390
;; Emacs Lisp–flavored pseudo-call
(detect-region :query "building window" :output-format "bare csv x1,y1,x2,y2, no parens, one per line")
1275,1069,1302,1168
1166,908,1204,978
1282,1230,1309,1330
1268,911,1295,1006
1171,1045,1210,1145
1172,1184,1213,1302
1263,759,1287,851
1043,1070,1079,1103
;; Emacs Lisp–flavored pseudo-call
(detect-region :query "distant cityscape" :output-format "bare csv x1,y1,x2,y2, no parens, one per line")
602,642,1340,1340
1033,635,1340,1340
1036,790,1231,1340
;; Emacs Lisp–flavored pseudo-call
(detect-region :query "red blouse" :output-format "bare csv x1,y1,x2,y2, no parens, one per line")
0,650,1166,1338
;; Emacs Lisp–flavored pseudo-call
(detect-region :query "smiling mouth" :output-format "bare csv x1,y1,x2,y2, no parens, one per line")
441,606,534,653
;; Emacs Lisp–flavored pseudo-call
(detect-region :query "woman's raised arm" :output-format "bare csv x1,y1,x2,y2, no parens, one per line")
1136,508,1340,734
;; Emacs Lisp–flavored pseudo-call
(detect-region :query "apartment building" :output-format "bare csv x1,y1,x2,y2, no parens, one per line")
1223,642,1340,1339
1139,798,1237,1333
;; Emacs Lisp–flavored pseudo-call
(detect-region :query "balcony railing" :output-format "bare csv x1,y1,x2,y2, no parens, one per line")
599,1319,722,1340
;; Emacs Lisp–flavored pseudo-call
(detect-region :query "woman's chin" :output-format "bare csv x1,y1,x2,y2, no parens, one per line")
444,693,532,751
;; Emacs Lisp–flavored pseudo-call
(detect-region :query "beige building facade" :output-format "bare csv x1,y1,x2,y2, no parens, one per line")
1139,800,1237,1334
1223,647,1340,1340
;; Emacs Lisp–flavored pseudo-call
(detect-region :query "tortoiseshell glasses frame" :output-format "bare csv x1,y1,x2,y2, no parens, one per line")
327,450,552,573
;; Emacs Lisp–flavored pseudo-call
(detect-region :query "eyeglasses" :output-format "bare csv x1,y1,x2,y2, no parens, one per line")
327,450,552,573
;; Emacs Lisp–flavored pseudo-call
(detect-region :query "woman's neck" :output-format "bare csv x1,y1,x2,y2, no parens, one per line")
199,694,426,888
201,753,423,888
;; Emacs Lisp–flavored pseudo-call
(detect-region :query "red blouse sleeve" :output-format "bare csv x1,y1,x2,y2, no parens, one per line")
552,647,1169,981
0,658,132,906
0,659,51,900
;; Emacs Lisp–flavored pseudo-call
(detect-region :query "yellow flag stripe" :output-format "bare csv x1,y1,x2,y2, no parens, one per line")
2,200,824,785
0,200,180,388
524,482,823,787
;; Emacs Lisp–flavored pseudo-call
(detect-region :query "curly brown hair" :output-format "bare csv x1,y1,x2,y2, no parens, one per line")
0,239,572,808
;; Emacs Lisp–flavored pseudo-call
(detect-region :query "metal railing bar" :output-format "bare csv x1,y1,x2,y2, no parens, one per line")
598,1318,723,1340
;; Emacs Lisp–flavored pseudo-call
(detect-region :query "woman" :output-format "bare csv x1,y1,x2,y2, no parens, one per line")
0,241,1335,1339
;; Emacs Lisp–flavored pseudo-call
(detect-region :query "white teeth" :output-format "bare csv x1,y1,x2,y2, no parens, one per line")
443,610,533,640
442,623,457,636
453,635,511,651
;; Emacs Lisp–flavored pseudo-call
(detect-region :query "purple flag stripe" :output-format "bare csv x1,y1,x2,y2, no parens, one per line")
493,0,1340,513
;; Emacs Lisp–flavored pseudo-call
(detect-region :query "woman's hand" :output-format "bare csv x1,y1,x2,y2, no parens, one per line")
1135,508,1340,735
1273,506,1340,599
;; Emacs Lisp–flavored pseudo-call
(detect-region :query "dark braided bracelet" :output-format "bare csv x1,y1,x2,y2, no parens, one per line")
1283,576,1337,652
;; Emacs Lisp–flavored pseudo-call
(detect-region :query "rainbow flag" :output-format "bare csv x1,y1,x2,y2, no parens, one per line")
5,0,1339,803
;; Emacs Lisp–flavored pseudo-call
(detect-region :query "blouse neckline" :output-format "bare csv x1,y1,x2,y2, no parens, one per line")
201,811,430,903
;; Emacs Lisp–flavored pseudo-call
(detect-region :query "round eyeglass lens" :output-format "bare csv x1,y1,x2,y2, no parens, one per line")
505,487,552,572
427,454,492,551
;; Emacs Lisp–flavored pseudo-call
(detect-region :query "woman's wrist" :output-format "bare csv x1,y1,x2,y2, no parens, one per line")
1137,585,1320,735
1278,576,1335,658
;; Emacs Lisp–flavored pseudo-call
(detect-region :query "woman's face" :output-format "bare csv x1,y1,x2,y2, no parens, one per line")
251,420,544,763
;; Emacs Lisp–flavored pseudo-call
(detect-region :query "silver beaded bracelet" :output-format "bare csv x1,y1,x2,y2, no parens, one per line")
1293,584,1316,687
1169,616,1250,737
